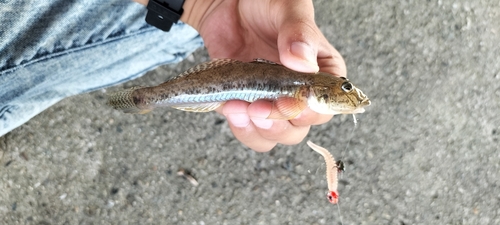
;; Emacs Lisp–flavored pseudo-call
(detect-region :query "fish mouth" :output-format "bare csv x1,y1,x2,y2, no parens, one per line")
349,107,365,114
341,98,370,115
354,88,370,106
360,98,371,107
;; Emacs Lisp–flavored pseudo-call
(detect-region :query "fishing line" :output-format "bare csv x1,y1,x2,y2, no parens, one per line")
343,115,358,158
335,115,358,225
337,202,344,225
338,114,358,173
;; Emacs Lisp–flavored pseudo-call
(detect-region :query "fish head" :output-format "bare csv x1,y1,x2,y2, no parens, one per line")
307,75,371,115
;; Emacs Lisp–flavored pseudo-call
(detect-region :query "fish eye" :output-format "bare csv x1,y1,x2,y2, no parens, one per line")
341,82,353,92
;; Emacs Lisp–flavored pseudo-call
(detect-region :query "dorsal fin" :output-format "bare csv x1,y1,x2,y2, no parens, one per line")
176,59,241,78
252,58,279,65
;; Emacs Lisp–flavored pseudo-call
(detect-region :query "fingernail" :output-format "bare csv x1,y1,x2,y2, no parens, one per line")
226,114,250,128
251,118,274,130
291,42,317,65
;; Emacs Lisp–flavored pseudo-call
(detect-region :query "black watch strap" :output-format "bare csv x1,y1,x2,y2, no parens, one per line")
145,0,185,32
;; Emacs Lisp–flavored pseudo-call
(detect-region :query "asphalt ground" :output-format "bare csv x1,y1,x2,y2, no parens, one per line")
1,0,499,224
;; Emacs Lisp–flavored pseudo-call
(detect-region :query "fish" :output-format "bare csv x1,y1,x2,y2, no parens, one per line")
107,58,370,119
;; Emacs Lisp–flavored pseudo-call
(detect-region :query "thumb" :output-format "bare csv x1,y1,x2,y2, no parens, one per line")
283,41,320,73
275,1,347,77
278,26,321,73
276,1,320,73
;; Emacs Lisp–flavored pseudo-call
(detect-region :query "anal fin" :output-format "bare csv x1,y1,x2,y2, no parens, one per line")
171,102,224,112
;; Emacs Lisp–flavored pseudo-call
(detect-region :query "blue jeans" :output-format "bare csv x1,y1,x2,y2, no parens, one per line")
0,0,204,136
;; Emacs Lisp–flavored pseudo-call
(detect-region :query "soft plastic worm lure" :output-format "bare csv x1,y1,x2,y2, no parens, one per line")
307,140,339,204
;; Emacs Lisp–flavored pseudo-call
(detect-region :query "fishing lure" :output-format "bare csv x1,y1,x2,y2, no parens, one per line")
307,140,339,204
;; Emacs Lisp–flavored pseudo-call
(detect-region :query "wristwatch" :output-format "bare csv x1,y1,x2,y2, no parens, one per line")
145,0,185,32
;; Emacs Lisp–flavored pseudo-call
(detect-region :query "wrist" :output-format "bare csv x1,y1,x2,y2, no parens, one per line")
133,0,216,31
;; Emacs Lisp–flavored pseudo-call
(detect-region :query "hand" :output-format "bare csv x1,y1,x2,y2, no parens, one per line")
134,0,347,152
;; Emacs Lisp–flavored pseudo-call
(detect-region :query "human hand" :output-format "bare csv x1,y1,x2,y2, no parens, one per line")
134,0,347,152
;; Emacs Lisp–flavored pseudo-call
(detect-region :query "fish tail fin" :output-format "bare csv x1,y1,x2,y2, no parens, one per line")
107,87,152,114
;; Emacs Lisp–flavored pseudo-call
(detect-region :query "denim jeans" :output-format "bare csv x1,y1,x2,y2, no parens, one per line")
0,0,204,136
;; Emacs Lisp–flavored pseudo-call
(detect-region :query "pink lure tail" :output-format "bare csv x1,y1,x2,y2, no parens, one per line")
327,191,339,204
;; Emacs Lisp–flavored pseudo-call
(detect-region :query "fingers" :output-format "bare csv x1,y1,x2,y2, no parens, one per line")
290,108,333,126
217,100,312,152
274,0,347,77
247,100,310,145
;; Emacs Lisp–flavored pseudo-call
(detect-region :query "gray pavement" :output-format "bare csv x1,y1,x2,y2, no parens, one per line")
1,0,499,224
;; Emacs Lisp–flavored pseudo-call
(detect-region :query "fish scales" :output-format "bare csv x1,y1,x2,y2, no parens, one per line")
107,59,370,116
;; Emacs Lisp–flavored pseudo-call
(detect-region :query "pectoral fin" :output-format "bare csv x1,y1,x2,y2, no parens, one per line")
267,97,307,119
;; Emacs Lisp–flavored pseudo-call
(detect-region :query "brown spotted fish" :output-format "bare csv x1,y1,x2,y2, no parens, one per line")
107,59,370,119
